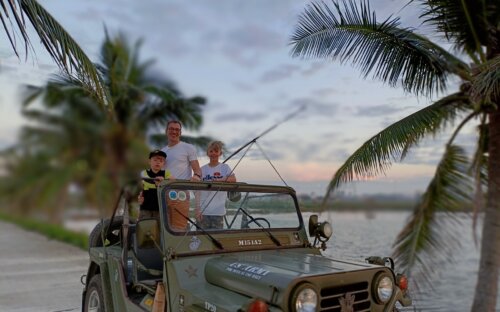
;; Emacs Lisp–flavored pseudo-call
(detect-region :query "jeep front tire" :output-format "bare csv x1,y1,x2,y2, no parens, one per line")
84,274,104,312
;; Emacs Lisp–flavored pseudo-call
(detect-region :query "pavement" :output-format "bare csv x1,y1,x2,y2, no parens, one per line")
0,221,89,312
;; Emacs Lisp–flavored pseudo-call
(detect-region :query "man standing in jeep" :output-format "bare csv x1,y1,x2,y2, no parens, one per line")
161,120,202,182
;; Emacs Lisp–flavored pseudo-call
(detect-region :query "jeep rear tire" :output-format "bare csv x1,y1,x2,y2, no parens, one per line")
88,217,124,250
84,274,104,312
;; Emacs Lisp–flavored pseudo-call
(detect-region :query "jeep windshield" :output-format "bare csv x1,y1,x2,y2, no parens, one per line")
158,181,306,254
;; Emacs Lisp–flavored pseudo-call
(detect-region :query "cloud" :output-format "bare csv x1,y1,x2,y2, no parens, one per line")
222,138,287,162
339,136,360,145
321,147,352,162
355,104,403,117
300,62,326,77
129,2,288,67
313,87,338,97
288,98,339,117
259,64,301,83
221,46,261,68
214,111,268,122
252,137,336,163
255,61,327,87
320,131,341,140
232,81,255,92
226,24,284,51
0,61,54,86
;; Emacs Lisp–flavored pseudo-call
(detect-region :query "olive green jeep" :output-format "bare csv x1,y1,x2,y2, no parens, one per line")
82,180,411,311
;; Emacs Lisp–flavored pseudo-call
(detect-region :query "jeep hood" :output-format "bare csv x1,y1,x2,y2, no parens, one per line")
204,249,374,302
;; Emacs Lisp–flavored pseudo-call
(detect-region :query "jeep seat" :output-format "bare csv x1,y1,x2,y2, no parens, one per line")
132,219,163,291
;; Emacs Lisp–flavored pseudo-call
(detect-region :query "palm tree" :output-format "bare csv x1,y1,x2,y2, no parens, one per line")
0,33,209,220
290,0,499,311
1,0,107,107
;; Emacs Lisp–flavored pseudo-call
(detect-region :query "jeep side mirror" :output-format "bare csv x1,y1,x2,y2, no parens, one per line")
136,218,160,249
308,214,333,250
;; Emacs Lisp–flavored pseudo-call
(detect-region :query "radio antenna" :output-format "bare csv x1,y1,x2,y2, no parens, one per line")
223,105,305,163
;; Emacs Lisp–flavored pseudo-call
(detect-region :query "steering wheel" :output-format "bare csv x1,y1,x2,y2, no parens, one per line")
242,217,271,229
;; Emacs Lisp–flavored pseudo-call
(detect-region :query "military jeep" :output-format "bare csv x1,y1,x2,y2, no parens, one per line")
82,180,411,311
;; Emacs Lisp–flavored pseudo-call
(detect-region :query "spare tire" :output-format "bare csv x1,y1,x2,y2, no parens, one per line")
88,216,124,250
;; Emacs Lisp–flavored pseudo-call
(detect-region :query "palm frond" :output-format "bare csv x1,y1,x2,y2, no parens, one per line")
180,135,215,151
290,0,469,95
324,92,471,203
392,144,472,287
420,0,493,58
470,55,500,103
148,134,214,152
0,151,79,218
0,0,31,58
140,86,206,130
20,125,63,144
21,109,66,128
1,0,108,108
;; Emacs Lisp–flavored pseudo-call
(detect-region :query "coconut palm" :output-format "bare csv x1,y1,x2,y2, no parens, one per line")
1,0,107,107
291,0,499,310
0,97,106,222
0,33,209,220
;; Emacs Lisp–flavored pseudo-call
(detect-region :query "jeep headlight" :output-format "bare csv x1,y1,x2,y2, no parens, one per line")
373,273,394,304
292,284,318,312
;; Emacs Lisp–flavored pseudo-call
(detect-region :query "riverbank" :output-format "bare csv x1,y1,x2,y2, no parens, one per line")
0,212,88,250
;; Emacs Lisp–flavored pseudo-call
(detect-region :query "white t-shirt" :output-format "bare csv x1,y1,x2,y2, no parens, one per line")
199,163,233,216
161,142,198,180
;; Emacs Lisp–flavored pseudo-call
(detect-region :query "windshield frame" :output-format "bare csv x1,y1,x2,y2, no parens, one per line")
158,181,304,236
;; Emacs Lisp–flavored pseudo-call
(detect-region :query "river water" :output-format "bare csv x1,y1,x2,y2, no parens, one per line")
65,211,500,311
313,211,500,312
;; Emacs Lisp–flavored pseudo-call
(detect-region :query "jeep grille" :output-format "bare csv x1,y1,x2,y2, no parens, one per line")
319,281,371,311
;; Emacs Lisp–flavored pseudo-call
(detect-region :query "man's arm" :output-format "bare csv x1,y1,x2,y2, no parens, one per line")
190,159,202,181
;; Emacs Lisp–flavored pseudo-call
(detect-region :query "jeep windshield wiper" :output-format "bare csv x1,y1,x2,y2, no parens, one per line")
240,208,281,247
176,211,224,250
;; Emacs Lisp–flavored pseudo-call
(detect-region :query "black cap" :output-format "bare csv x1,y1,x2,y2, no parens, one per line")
149,149,166,159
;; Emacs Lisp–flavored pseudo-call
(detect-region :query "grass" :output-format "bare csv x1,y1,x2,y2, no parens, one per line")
0,211,88,250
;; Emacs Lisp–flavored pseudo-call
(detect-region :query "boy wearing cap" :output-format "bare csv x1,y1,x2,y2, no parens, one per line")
139,150,173,220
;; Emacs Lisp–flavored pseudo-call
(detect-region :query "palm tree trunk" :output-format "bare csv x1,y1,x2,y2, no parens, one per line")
472,109,500,311
106,125,129,214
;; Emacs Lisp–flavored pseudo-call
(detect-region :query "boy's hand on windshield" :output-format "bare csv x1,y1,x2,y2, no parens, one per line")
137,191,144,204
154,176,164,185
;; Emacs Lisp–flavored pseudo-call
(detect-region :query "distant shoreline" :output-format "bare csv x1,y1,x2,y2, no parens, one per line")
299,199,472,212
300,200,413,212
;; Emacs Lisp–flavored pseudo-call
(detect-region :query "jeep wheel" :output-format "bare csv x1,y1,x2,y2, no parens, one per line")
84,274,104,312
88,216,124,249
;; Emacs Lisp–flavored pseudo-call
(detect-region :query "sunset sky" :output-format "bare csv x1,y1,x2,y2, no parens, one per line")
0,0,473,196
